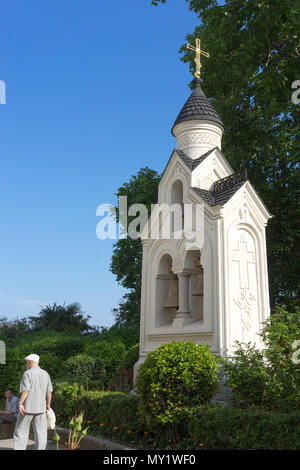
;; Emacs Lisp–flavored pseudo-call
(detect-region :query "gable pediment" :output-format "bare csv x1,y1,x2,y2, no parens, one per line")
158,150,191,204
190,148,234,190
222,180,272,226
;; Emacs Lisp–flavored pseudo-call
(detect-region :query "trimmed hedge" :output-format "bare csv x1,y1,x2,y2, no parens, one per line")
52,382,300,450
52,382,141,444
177,405,300,450
136,341,219,425
0,330,138,393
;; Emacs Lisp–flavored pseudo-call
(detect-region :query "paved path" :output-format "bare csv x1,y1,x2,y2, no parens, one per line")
0,439,57,450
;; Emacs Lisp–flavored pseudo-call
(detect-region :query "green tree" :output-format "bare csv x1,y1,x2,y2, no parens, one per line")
152,0,300,309
28,302,91,333
110,167,161,327
0,316,31,340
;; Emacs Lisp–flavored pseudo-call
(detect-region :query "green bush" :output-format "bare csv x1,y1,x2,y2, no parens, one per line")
27,333,85,359
65,354,95,380
10,330,85,359
136,341,220,425
106,344,139,392
38,352,63,380
0,329,137,393
0,346,25,393
119,344,139,371
52,383,141,443
84,340,127,377
52,381,81,417
52,382,300,450
65,354,106,387
222,305,300,410
91,326,139,349
176,405,300,450
0,332,86,394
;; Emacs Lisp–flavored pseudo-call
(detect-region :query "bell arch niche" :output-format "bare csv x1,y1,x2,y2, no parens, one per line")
170,179,184,238
183,249,204,322
155,253,178,328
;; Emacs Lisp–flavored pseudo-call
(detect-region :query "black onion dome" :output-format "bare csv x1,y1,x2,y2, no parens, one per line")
171,78,224,135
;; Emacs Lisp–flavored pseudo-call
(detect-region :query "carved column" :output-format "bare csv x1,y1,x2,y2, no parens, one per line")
175,272,191,318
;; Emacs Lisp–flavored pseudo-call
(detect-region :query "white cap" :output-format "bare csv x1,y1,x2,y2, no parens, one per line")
24,354,40,363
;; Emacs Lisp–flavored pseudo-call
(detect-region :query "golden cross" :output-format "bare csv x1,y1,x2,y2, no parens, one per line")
187,38,209,78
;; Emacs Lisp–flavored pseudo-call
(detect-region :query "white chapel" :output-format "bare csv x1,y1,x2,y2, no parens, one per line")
134,73,272,381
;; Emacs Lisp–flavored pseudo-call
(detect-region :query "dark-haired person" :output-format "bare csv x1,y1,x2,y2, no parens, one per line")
0,388,19,436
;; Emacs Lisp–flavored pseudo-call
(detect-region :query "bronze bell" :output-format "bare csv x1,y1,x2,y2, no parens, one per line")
163,275,179,308
192,270,203,296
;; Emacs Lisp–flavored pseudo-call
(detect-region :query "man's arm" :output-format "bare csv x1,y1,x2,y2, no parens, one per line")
46,374,53,411
46,392,52,411
19,391,29,416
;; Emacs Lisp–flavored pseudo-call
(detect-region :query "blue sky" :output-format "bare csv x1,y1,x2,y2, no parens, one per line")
0,0,199,327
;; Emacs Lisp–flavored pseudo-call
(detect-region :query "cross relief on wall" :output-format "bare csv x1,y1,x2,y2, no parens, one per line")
232,234,255,289
232,232,256,335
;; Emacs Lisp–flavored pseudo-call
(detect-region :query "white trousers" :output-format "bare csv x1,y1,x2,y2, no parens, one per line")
14,412,47,450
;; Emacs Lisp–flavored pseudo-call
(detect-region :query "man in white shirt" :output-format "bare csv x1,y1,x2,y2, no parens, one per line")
13,354,53,450
0,388,19,436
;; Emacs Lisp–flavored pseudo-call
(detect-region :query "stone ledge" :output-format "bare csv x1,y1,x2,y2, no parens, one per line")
54,426,135,450
1,422,15,439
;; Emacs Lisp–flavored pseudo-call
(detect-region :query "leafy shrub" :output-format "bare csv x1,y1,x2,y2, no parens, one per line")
106,344,139,392
136,341,220,425
52,382,300,450
176,405,300,450
261,305,300,406
65,354,106,387
65,354,95,380
38,352,63,379
29,334,85,359
119,344,139,371
0,317,31,340
84,340,127,377
0,346,25,393
107,367,133,393
52,381,81,417
0,329,136,393
10,330,85,359
90,326,139,349
222,305,300,410
52,383,141,442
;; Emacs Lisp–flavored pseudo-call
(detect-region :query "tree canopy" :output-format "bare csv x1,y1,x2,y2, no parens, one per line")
110,167,161,327
28,302,92,333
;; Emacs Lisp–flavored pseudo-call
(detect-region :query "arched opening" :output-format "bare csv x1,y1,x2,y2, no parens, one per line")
155,253,178,327
170,180,184,239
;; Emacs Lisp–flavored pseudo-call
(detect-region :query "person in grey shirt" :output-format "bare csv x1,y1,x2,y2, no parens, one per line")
0,388,19,435
14,353,53,450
